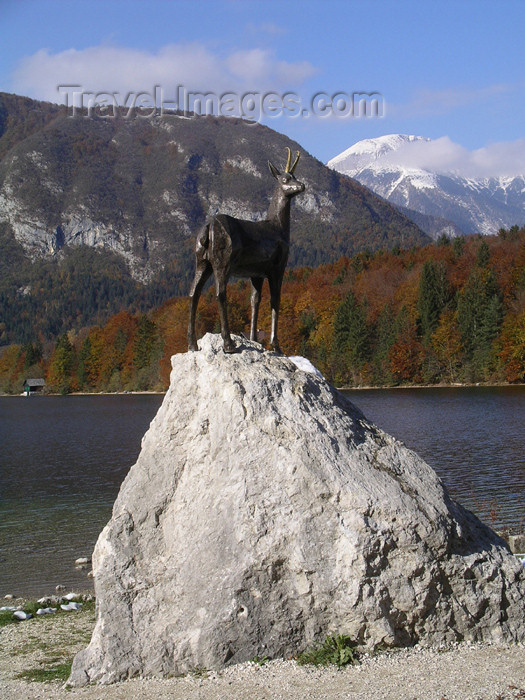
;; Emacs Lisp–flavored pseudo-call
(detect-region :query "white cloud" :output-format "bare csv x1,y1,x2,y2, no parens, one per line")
381,136,525,178
469,140,525,177
11,43,318,104
225,48,317,87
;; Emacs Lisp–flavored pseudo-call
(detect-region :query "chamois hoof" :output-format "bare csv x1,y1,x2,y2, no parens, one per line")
223,340,238,354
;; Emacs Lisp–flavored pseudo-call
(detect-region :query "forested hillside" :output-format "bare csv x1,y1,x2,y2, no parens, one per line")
0,225,188,344
1,227,523,393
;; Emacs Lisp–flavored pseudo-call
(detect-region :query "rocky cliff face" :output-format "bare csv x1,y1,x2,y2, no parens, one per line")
69,335,525,685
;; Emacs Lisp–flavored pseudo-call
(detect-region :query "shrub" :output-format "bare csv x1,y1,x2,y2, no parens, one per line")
297,634,359,667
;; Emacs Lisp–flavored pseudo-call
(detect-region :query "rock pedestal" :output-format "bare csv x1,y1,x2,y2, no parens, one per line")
69,334,525,685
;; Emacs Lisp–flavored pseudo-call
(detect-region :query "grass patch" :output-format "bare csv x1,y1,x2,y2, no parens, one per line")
250,655,269,666
0,610,16,627
21,601,44,616
190,667,209,678
16,662,72,683
10,640,50,656
297,634,359,668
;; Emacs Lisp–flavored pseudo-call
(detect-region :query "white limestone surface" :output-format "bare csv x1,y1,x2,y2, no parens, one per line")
69,334,525,685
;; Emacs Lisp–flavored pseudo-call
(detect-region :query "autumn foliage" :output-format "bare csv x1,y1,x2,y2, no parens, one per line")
1,228,524,393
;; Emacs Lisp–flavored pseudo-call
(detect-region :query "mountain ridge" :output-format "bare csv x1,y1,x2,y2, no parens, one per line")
0,94,428,281
0,93,429,344
328,134,525,238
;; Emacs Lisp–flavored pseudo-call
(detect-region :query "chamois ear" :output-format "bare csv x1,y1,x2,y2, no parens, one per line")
268,161,280,179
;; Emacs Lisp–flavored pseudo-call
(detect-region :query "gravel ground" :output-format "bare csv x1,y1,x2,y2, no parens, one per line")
1,604,524,700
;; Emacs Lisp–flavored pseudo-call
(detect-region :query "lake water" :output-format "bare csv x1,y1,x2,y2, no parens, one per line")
0,387,523,597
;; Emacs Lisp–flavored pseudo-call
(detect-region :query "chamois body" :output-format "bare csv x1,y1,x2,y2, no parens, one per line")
188,149,305,353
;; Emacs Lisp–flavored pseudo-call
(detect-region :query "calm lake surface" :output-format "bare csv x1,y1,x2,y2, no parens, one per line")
1,387,523,597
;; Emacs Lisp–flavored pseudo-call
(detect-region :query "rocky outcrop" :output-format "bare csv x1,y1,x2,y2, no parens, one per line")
69,334,525,685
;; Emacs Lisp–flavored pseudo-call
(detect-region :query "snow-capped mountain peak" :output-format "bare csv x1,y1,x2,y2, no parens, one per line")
327,135,525,238
328,134,430,174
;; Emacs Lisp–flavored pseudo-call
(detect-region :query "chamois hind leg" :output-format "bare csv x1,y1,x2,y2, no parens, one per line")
187,259,213,351
214,266,236,353
268,273,283,354
250,277,264,342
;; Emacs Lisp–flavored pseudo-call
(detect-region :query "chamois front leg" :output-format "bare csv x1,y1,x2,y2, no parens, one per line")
268,273,283,354
215,267,237,353
250,277,264,342
187,260,213,351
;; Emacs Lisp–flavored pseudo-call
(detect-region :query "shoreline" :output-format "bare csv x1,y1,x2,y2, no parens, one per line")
1,382,523,397
338,381,525,391
0,390,166,397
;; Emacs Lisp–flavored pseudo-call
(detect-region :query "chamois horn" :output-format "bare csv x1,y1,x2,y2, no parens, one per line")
284,147,301,174
285,147,292,173
290,149,300,174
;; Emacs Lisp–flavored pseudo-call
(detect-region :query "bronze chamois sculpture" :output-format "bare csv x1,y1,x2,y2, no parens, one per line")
188,147,305,354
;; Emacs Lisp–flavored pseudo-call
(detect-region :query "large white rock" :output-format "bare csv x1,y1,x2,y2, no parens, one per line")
69,334,525,685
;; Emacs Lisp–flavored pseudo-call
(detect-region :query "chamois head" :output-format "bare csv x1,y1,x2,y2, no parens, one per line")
268,147,305,198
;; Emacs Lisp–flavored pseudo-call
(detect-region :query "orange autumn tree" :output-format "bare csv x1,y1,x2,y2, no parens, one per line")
387,305,424,383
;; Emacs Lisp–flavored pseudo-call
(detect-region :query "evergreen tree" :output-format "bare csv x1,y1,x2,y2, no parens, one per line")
133,315,162,390
393,305,413,337
133,315,158,370
472,294,503,376
457,267,503,379
333,290,370,382
46,333,75,393
22,341,43,370
417,260,451,343
371,304,396,384
452,236,465,259
476,239,491,268
298,311,317,356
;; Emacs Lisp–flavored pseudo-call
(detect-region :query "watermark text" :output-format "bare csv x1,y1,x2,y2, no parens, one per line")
57,85,385,122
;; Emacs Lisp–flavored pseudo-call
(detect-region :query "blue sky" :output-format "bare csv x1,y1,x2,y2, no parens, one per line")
1,0,524,170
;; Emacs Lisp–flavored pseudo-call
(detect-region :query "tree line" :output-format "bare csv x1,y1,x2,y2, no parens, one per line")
1,227,524,393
